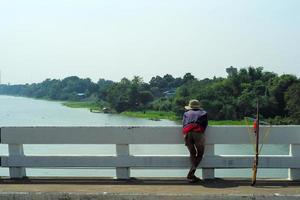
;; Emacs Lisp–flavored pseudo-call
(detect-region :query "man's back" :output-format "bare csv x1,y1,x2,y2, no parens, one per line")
183,109,208,128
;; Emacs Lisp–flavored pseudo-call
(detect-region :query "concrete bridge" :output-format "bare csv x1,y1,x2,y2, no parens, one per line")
0,125,300,199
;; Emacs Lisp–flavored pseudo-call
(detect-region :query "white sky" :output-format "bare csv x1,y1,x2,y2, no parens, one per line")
0,0,300,84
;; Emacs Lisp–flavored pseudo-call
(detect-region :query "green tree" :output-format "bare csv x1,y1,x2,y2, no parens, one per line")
269,74,297,116
183,73,195,83
285,82,300,123
139,91,154,106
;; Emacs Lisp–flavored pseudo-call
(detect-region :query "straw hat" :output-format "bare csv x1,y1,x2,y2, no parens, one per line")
184,99,201,110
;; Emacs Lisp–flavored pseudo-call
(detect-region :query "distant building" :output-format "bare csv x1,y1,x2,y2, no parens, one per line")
77,93,86,99
102,107,111,113
163,89,176,97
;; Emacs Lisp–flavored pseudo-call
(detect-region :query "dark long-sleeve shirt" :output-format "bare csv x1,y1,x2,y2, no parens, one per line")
182,109,208,134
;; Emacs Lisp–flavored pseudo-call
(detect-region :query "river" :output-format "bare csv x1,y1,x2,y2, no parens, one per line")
0,95,288,179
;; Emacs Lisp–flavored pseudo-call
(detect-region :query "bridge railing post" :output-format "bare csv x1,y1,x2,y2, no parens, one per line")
8,144,26,179
116,144,130,179
202,144,214,180
289,144,300,180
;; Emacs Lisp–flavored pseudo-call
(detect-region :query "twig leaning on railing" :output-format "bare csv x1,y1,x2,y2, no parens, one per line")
244,100,272,186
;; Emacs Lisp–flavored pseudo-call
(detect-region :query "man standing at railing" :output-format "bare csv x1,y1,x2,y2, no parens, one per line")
183,99,208,183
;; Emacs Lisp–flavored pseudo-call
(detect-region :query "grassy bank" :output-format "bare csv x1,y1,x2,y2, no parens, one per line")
62,103,246,125
121,111,246,125
121,111,179,121
209,120,246,125
62,101,101,110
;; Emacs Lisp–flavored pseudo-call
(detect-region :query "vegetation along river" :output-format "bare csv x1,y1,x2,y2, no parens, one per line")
0,95,288,179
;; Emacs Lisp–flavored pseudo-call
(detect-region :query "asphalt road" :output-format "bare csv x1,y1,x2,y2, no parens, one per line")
0,178,300,196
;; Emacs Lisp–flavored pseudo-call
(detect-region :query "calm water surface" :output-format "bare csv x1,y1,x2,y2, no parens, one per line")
0,95,288,178
0,95,177,126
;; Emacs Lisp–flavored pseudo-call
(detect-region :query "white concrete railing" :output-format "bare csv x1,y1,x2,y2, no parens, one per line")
0,126,300,180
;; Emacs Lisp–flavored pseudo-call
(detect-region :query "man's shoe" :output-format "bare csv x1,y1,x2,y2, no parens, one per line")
187,175,201,183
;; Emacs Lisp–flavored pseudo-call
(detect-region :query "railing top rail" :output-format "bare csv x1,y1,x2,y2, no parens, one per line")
1,126,299,145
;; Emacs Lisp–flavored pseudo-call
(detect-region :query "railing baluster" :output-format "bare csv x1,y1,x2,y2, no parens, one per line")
289,144,300,180
116,144,130,179
8,144,26,179
202,144,214,179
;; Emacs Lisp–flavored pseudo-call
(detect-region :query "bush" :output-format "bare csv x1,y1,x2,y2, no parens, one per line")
267,116,294,125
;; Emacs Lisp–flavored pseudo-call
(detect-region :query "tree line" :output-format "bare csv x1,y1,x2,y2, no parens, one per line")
0,67,299,124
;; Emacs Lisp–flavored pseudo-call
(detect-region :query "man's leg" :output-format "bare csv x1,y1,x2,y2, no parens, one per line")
185,133,198,179
185,132,199,181
194,137,205,168
188,133,205,181
186,143,197,179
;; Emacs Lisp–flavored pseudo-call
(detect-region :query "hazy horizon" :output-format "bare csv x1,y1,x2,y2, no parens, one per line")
1,0,300,84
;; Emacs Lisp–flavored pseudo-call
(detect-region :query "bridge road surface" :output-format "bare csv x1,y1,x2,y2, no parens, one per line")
1,178,300,199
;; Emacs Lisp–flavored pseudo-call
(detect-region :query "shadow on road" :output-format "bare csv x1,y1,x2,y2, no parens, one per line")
1,177,299,188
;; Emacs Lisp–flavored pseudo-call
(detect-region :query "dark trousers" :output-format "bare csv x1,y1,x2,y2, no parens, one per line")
184,131,205,178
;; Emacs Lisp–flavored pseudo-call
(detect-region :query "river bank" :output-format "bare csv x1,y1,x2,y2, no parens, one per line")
62,101,101,110
0,96,246,125
61,101,246,125
121,110,179,121
0,95,292,125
